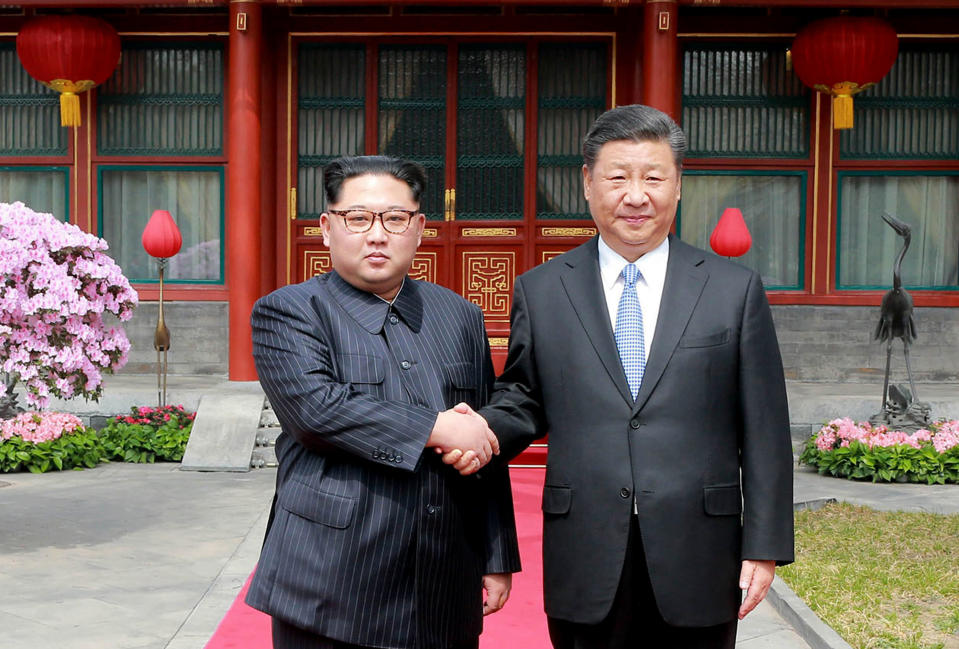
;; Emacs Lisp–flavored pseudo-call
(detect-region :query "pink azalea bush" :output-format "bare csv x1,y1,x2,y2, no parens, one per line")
0,202,138,410
801,417,959,484
0,411,105,473
1,411,85,443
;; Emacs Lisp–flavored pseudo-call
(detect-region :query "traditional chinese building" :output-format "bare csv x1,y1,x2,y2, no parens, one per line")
1,0,957,385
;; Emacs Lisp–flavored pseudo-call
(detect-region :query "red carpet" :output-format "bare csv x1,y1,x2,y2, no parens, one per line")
205,468,549,649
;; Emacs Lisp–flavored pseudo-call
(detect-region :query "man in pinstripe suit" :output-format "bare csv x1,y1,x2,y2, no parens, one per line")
246,156,521,649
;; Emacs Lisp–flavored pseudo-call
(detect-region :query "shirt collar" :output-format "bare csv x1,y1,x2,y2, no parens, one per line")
328,272,424,333
597,235,670,290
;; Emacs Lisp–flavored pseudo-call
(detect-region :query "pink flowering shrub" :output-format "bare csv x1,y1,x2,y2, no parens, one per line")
100,404,195,463
0,202,138,411
800,417,959,484
0,411,105,473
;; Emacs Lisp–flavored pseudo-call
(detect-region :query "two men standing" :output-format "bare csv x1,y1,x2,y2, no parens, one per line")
248,103,793,649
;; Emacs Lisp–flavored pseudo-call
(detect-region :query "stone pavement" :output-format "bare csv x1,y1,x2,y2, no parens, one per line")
0,376,957,649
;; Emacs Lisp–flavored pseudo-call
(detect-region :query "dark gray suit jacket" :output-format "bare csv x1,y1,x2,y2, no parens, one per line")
483,235,793,627
246,271,521,649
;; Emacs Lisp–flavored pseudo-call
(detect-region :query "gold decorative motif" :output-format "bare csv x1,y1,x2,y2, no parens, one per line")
304,251,332,280
541,227,597,237
303,226,323,237
541,251,566,264
462,228,517,237
463,252,514,323
488,337,509,348
422,228,439,238
409,253,437,283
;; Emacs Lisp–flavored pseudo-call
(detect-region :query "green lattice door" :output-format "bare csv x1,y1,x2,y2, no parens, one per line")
292,39,609,340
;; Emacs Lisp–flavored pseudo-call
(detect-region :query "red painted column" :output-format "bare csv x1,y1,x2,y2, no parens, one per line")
642,0,680,121
227,1,262,381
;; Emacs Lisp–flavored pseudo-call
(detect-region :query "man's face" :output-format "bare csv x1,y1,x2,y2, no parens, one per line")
582,138,681,262
321,173,425,300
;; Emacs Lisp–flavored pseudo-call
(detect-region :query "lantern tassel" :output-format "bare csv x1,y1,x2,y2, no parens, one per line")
59,92,81,127
833,94,854,130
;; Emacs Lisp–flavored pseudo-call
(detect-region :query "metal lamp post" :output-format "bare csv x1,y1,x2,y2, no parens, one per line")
141,209,182,408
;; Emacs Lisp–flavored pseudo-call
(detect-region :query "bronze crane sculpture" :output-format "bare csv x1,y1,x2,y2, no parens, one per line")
874,212,919,415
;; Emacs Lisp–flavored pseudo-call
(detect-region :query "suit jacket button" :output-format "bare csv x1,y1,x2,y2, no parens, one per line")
395,454,403,463
620,487,631,499
426,504,437,515
389,314,399,325
630,418,641,429
400,360,412,370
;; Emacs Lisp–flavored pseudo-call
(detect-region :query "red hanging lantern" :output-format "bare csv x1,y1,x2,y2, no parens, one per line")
790,16,898,130
15,15,121,128
710,208,752,258
142,210,183,259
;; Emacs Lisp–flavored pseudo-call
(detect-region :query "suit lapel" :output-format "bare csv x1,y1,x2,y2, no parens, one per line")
633,236,708,413
560,238,634,405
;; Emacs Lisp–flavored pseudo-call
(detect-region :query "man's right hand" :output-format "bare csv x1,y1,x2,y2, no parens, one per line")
427,403,499,474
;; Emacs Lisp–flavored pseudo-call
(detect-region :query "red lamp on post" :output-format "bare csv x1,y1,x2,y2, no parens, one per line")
142,210,182,408
15,15,121,128
790,15,898,130
710,208,752,258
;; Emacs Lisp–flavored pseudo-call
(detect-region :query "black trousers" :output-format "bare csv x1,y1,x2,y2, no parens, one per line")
271,618,479,649
547,517,738,649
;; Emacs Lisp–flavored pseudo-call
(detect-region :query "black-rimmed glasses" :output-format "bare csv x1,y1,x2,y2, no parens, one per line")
328,209,418,234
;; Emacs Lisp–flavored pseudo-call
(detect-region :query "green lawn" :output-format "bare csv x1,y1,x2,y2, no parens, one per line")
779,502,959,649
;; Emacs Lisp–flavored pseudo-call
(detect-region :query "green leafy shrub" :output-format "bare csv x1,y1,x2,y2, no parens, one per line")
99,405,195,463
0,412,106,473
800,417,959,484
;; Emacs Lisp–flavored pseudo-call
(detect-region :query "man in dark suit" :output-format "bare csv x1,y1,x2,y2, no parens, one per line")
246,155,521,649
454,104,794,648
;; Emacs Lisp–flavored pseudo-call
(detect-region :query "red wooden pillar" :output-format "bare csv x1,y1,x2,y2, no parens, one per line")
227,1,262,381
642,0,679,121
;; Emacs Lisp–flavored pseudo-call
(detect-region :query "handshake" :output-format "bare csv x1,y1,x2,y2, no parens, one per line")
427,403,499,476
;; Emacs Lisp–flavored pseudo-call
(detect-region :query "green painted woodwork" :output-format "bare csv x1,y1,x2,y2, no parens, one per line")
0,45,67,156
97,43,224,157
682,45,809,159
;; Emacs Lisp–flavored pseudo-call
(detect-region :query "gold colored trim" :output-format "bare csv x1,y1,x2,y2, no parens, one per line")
422,228,439,238
303,226,323,237
289,187,297,220
488,337,509,347
541,227,597,237
118,32,229,36
286,33,293,285
825,94,834,295
73,111,80,228
462,227,518,237
678,33,795,38
811,93,820,295
291,32,614,37
449,188,456,221
85,92,92,232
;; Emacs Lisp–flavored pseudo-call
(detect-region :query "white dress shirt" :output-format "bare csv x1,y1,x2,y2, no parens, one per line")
597,235,669,357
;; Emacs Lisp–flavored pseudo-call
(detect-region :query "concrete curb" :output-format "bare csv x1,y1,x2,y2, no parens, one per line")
766,577,854,649
765,497,852,649
165,491,273,649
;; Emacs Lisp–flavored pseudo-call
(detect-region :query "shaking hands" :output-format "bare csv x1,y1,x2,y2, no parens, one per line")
427,403,499,476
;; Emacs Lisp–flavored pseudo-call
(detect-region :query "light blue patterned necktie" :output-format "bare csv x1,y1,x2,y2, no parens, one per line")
615,263,646,400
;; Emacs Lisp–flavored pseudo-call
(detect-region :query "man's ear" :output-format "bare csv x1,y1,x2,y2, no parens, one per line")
412,212,426,246
320,213,331,247
582,164,592,201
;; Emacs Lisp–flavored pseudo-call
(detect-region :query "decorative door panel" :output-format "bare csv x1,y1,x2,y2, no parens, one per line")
456,245,522,331
291,37,609,324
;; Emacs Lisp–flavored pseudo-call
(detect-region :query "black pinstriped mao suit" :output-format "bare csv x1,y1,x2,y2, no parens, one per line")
245,271,521,649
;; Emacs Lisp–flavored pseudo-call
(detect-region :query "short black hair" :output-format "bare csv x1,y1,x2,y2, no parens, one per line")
323,155,428,205
582,104,687,171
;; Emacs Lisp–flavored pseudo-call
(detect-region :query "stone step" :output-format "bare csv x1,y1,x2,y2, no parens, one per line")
251,398,281,469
